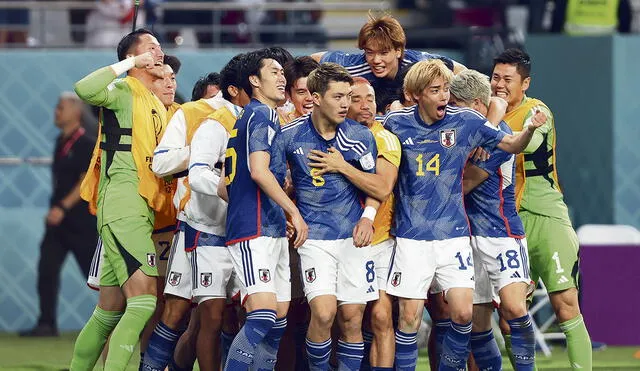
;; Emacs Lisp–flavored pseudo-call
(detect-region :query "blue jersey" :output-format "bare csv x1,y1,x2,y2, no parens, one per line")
281,116,377,240
320,49,454,83
225,99,287,245
465,122,525,238
383,105,507,241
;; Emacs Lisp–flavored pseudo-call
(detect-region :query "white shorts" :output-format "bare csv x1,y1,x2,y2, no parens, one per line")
87,237,103,290
152,228,175,277
228,236,291,303
370,238,395,292
471,236,533,305
164,229,191,299
386,237,475,300
297,238,379,304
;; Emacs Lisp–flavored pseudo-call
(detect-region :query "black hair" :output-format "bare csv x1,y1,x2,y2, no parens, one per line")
493,48,531,79
163,55,181,75
239,49,272,98
220,53,247,102
262,46,294,68
191,72,221,101
116,28,156,61
284,56,320,94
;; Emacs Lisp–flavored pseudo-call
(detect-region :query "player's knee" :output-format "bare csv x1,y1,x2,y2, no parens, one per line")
398,308,422,331
550,289,581,322
371,306,393,334
161,297,191,328
499,301,528,321
450,307,473,324
311,308,337,330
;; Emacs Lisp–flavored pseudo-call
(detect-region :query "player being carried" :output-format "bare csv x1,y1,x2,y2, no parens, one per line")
382,59,544,371
312,13,465,110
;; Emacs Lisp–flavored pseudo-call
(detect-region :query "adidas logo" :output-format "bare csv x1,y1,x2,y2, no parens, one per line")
403,137,415,145
557,275,569,284
294,147,304,155
510,271,521,279
366,285,375,293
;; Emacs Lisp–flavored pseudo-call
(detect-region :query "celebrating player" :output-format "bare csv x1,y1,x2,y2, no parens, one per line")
223,49,308,370
383,59,544,370
70,29,169,371
491,48,592,370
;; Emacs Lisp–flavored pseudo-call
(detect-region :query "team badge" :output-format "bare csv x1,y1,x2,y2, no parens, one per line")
391,272,402,287
168,271,182,286
259,269,271,283
147,253,156,267
440,129,456,148
359,152,375,171
305,268,316,283
200,272,212,287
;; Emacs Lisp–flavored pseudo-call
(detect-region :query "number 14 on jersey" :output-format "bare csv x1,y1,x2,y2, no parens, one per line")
416,153,440,176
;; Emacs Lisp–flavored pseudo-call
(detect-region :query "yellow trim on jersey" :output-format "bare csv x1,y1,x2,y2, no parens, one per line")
369,120,401,246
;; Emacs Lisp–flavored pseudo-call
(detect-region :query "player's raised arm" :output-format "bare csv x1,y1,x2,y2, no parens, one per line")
497,109,547,154
74,51,156,107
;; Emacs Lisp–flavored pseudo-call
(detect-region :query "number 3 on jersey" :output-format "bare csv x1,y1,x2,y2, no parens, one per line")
416,153,440,176
224,127,238,185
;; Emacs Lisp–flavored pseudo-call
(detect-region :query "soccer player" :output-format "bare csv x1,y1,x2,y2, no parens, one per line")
223,49,308,371
191,72,221,101
491,48,592,370
141,53,250,371
282,56,320,123
70,29,169,371
382,59,545,371
449,69,536,370
311,14,465,109
281,63,381,371
307,76,400,370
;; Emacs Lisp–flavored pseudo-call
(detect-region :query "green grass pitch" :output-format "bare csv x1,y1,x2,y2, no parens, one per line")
1,333,639,370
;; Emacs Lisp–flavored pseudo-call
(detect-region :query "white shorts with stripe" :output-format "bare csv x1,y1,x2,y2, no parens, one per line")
228,236,291,303
297,238,379,304
370,238,395,292
386,237,475,300
471,236,534,304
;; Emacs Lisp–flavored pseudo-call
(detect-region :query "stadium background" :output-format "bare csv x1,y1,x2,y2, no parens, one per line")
1,0,639,369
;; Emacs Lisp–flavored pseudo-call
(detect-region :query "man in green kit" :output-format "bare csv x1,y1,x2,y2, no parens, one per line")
69,29,173,371
491,48,592,370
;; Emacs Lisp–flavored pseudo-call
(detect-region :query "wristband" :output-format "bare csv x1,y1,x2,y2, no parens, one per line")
110,57,136,76
361,206,377,222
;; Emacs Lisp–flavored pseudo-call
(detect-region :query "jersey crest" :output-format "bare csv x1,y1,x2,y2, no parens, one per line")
440,129,456,148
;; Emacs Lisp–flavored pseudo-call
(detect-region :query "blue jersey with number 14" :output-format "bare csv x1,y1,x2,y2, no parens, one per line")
225,99,287,245
383,105,506,241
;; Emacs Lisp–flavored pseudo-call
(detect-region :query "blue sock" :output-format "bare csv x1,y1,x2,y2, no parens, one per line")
439,321,472,371
336,339,364,370
361,330,373,370
508,314,535,370
220,330,236,369
306,338,331,371
141,321,180,371
371,368,393,370
470,329,502,371
395,330,418,371
253,317,287,371
433,319,451,367
224,309,276,371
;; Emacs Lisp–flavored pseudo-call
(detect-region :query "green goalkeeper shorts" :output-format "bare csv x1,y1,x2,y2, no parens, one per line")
520,210,580,293
99,215,159,287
